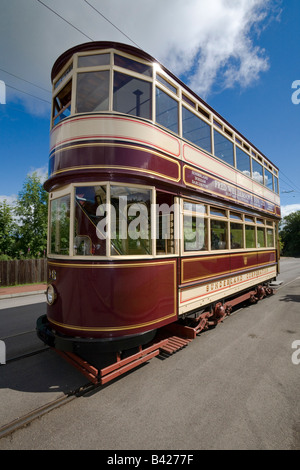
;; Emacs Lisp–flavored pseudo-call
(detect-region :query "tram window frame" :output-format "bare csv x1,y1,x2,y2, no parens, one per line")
156,74,177,94
156,191,177,256
113,71,152,120
274,176,279,194
182,105,212,154
76,70,110,114
155,86,179,135
236,146,251,178
78,53,110,68
110,184,153,256
264,168,274,191
210,219,228,250
49,192,71,256
257,226,266,248
52,79,72,127
252,158,264,185
245,224,256,249
266,228,275,247
74,185,108,257
213,129,234,167
183,201,208,253
114,53,152,77
230,222,244,249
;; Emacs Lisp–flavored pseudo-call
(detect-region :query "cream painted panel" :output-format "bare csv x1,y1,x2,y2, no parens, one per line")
178,266,277,315
183,143,237,184
50,115,181,157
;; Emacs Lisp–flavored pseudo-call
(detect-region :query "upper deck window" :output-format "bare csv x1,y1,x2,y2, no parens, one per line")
252,159,263,185
156,87,179,134
236,147,251,177
113,72,152,119
114,54,152,76
213,129,234,166
156,74,177,94
274,177,279,194
182,106,211,153
78,53,110,68
54,63,73,90
52,80,72,126
76,71,109,113
264,168,274,191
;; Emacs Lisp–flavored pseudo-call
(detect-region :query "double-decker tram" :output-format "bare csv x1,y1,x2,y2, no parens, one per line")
37,42,281,383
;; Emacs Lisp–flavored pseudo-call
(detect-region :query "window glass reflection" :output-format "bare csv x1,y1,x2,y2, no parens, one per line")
156,87,178,134
50,195,70,255
182,106,211,153
214,130,234,166
113,72,152,119
76,71,109,113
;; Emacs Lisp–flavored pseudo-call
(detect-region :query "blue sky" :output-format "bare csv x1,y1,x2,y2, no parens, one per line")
0,0,299,217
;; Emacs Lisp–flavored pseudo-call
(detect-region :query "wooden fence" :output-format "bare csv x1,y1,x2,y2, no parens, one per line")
0,259,47,287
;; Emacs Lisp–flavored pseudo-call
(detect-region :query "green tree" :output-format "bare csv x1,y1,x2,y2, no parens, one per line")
280,211,300,257
14,172,48,258
0,199,17,258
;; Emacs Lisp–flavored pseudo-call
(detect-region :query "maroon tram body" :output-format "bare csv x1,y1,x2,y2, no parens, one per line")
37,42,280,363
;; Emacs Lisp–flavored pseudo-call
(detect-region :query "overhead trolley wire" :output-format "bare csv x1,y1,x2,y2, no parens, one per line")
0,67,51,94
83,0,142,49
5,84,51,104
36,0,94,42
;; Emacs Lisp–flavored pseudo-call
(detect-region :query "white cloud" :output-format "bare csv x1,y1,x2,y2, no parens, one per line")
281,204,300,218
0,0,279,114
28,165,48,183
0,195,17,207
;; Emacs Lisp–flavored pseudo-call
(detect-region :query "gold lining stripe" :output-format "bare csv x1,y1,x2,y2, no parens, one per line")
48,312,177,332
52,164,181,183
181,251,276,284
179,266,277,304
50,141,181,182
48,260,176,268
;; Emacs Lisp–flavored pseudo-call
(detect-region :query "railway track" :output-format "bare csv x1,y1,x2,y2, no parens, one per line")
0,381,99,440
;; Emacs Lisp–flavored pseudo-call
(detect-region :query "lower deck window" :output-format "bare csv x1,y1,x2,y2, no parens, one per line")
110,186,152,255
267,228,274,247
257,227,265,247
50,195,70,255
230,222,244,249
74,186,107,256
48,186,276,257
184,216,208,251
245,225,255,248
211,220,228,250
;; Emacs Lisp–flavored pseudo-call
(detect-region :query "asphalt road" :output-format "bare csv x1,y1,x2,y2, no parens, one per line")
0,257,299,450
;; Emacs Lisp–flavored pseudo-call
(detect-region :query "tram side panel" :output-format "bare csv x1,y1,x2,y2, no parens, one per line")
46,259,178,339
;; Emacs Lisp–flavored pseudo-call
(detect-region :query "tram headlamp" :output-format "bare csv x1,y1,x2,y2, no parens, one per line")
46,284,57,305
